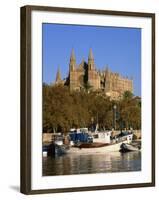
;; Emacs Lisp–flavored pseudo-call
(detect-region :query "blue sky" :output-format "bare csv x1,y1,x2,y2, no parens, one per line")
42,23,141,96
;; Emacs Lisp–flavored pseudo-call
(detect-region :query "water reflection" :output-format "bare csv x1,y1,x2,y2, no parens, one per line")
43,152,141,176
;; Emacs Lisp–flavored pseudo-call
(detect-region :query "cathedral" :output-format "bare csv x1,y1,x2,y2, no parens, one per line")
54,49,133,99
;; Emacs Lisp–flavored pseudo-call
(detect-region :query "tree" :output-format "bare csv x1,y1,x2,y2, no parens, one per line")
123,90,133,100
119,93,141,130
43,84,141,133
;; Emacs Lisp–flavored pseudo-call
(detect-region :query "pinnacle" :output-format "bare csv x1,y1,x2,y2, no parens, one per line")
70,48,76,60
56,66,61,82
88,48,94,60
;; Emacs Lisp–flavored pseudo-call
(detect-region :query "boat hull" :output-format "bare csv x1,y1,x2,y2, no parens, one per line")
119,143,140,152
68,141,128,154
45,143,69,156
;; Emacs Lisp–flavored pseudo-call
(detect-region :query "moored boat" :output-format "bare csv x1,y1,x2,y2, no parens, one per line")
119,143,140,152
68,129,134,154
67,140,129,154
43,133,70,157
47,143,70,156
43,129,135,156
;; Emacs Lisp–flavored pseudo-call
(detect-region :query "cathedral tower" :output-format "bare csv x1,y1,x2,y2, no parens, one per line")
104,66,111,92
69,49,76,71
88,48,95,70
69,49,78,90
87,48,100,90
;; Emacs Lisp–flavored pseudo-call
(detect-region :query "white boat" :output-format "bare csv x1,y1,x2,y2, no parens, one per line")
67,129,134,154
67,140,129,154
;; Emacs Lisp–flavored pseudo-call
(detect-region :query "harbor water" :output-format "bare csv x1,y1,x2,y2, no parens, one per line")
43,151,141,176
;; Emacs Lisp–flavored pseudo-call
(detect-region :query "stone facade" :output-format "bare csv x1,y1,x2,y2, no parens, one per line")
55,49,133,99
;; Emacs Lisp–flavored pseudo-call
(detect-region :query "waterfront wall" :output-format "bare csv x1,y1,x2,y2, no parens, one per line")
133,130,141,139
110,130,141,139
43,133,54,144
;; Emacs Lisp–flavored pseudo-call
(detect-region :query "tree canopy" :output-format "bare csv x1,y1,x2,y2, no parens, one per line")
43,84,141,133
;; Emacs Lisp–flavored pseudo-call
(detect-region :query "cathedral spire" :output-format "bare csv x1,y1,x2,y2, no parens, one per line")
70,48,76,61
88,48,94,60
105,65,109,74
55,66,61,82
88,48,95,70
70,49,76,71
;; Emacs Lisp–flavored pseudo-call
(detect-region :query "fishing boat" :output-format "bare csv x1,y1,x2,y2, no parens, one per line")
43,129,134,156
67,140,129,154
68,129,133,154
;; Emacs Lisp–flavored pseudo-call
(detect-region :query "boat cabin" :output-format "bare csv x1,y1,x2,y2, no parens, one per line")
93,132,112,144
69,128,93,144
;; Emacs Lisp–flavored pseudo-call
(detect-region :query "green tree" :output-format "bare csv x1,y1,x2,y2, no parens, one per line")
43,84,141,133
123,90,134,100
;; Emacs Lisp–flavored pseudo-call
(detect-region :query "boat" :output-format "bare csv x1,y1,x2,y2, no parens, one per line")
119,143,140,152
43,129,135,156
67,129,134,154
67,140,129,154
43,133,70,157
69,128,93,144
47,143,70,156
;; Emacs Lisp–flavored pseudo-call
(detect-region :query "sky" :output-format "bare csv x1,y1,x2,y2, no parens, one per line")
42,23,141,96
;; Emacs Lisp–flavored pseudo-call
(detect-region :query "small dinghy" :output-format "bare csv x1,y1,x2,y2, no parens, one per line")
119,143,140,152
46,143,69,157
